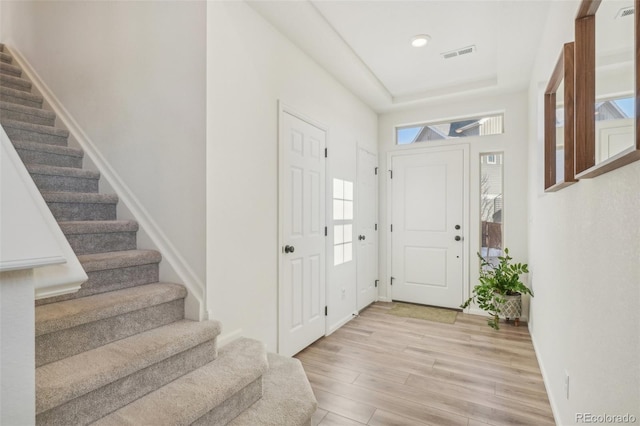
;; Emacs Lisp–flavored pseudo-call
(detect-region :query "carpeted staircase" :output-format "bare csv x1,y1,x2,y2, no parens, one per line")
0,44,316,425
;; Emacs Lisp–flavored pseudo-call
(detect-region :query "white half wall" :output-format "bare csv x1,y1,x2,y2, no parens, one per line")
207,1,377,351
527,1,640,424
1,1,207,301
378,91,531,317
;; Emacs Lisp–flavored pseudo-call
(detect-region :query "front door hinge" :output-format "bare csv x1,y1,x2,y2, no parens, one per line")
324,148,328,158
375,167,378,175
390,224,393,232
389,170,393,179
324,226,327,236
390,277,395,286
375,279,379,288
325,306,328,316
375,223,378,231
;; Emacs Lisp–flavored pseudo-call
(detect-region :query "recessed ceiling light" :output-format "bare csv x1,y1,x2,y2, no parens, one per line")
411,35,431,48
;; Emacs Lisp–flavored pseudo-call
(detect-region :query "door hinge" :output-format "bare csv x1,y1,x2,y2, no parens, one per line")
375,223,378,231
325,306,328,316
374,167,378,175
324,148,328,158
390,224,393,232
375,279,379,288
390,276,395,286
324,226,327,236
388,170,393,179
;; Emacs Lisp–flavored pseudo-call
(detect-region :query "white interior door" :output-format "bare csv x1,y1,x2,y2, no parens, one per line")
390,146,467,309
356,147,378,310
279,110,326,356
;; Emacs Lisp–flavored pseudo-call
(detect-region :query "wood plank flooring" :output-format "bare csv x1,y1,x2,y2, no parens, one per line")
295,302,555,426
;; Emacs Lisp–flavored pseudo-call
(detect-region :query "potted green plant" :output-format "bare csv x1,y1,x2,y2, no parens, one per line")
460,248,533,330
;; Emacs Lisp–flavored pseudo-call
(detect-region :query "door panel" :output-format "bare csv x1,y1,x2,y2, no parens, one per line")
279,111,326,356
357,148,378,310
391,147,465,309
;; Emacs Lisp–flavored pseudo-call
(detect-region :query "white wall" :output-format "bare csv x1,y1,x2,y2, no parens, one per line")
207,1,377,351
0,270,36,426
378,92,531,317
527,1,640,424
1,1,207,297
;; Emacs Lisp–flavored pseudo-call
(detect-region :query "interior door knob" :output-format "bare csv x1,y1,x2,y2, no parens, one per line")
358,235,366,241
284,245,295,253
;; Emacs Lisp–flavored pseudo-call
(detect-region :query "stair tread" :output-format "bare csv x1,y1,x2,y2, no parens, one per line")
59,220,138,234
36,282,186,336
1,118,69,137
0,100,53,118
229,353,317,426
0,85,42,102
93,337,269,426
12,139,83,157
26,163,99,179
0,51,12,63
0,62,21,75
77,249,162,272
0,73,32,90
42,191,118,204
36,319,222,414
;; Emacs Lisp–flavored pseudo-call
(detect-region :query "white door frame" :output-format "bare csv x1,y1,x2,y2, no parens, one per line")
385,144,470,307
277,101,328,354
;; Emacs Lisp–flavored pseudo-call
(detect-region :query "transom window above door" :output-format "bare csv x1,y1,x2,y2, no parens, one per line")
396,112,504,145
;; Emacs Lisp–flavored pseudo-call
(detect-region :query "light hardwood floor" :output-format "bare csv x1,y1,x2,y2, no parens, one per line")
295,302,555,426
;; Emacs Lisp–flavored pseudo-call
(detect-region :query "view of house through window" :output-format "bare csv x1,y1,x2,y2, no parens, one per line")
396,113,504,145
480,153,504,266
333,178,354,266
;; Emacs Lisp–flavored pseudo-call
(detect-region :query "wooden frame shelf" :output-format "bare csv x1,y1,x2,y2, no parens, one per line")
574,0,640,179
545,42,578,192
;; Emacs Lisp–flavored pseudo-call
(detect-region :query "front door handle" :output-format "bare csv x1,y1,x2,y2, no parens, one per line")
455,236,462,241
284,245,295,253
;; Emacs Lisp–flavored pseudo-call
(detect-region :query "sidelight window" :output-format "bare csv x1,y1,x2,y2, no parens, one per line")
333,178,353,266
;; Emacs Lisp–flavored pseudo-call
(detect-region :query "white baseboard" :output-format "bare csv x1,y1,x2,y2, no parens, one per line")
377,296,392,302
217,328,243,348
327,312,356,335
8,46,205,320
530,333,560,425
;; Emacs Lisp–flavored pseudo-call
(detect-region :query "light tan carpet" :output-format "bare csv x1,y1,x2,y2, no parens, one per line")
386,302,458,324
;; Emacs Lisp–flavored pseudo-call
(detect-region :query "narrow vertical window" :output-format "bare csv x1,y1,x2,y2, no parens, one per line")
333,178,353,265
480,153,504,266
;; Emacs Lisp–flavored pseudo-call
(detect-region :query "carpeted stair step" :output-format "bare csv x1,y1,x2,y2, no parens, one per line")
27,163,99,193
43,191,117,221
36,282,187,367
37,250,162,306
13,140,83,168
229,353,317,426
1,101,56,126
0,51,13,64
0,73,34,92
93,338,269,426
0,61,21,77
1,118,68,146
36,319,222,426
0,85,43,108
60,220,138,255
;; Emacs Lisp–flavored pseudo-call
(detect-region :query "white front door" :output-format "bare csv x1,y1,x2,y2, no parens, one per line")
279,110,326,357
390,146,467,309
356,147,378,310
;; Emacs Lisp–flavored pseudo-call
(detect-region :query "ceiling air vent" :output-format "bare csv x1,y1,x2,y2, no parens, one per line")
441,45,476,60
616,6,635,19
